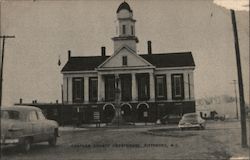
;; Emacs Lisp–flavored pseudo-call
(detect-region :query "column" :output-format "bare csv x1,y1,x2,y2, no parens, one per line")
97,74,104,102
68,77,73,104
189,72,195,100
166,73,172,100
184,72,189,100
84,76,89,102
149,72,155,101
62,76,67,103
131,73,137,101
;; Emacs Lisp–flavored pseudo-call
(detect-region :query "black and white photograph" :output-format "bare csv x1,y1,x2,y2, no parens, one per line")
0,0,249,159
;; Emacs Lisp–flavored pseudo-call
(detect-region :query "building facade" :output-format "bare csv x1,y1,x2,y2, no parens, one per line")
61,2,196,123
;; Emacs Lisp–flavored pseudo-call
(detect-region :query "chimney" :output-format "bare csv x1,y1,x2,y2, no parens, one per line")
19,98,23,104
101,47,106,57
68,50,71,60
147,41,152,55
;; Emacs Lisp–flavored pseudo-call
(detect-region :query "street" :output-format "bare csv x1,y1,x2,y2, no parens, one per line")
1,120,250,160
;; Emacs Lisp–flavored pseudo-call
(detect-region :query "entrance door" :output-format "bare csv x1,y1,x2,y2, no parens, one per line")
137,104,148,122
120,74,132,101
121,104,132,122
103,105,115,123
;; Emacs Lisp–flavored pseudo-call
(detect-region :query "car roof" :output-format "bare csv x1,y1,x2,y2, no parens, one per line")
1,105,41,112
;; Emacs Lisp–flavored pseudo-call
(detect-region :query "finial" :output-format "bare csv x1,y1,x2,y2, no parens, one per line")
57,55,61,66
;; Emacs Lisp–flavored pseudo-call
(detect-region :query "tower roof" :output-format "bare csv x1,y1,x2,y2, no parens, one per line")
116,2,133,13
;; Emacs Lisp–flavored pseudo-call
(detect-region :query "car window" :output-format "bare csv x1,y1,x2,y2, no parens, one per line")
1,110,20,120
27,111,38,121
169,115,180,118
37,111,46,120
183,114,198,120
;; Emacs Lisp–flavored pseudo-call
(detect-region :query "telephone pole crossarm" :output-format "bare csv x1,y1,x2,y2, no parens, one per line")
0,35,15,38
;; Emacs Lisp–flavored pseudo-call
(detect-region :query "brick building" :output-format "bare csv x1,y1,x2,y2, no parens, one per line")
60,2,196,124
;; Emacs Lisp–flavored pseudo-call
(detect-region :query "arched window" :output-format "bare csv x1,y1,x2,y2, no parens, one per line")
122,25,126,34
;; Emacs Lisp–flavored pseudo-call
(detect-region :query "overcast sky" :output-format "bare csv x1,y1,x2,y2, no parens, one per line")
1,0,249,105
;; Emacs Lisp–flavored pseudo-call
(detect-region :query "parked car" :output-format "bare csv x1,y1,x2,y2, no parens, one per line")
214,114,225,121
160,114,181,124
178,113,206,130
1,105,59,152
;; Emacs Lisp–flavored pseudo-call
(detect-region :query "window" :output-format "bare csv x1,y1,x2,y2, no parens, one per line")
27,111,38,121
156,75,166,99
120,74,132,101
1,110,20,120
137,73,149,100
37,111,46,120
131,26,134,35
122,56,127,66
105,75,115,101
89,77,98,102
122,25,126,34
72,77,84,103
171,74,184,100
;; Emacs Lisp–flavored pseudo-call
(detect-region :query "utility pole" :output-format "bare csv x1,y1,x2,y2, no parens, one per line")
232,80,239,119
0,35,15,106
0,35,15,159
230,10,247,148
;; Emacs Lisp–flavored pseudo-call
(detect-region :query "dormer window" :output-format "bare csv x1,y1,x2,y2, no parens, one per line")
122,56,127,66
122,25,126,34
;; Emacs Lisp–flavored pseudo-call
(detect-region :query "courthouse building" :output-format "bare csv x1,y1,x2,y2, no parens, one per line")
60,2,196,123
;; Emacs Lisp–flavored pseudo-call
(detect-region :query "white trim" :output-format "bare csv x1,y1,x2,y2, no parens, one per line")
97,45,154,69
114,44,136,55
62,66,194,74
103,103,115,110
136,102,149,109
97,68,154,75
121,103,132,110
97,45,134,68
97,66,155,71
155,66,195,71
62,70,97,74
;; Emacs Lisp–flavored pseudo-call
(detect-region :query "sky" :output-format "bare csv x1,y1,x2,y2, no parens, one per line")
0,0,249,105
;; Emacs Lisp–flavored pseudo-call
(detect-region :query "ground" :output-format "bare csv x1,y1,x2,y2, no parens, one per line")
1,120,250,160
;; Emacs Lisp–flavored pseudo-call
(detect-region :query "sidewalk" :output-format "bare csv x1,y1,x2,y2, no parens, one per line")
230,156,250,160
59,126,89,132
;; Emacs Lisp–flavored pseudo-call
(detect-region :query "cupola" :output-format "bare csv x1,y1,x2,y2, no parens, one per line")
112,2,139,53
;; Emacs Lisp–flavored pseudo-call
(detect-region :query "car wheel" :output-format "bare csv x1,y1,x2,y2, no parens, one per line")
48,133,57,146
200,124,205,130
22,138,31,153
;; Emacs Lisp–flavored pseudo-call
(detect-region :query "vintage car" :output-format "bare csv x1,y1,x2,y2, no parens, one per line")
178,113,206,130
160,114,182,124
1,105,59,152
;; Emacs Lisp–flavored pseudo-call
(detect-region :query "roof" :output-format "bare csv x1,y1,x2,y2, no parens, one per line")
61,56,110,72
117,2,133,13
140,52,195,68
61,52,195,72
1,105,41,111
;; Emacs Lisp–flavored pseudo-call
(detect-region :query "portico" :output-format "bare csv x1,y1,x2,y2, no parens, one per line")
96,68,156,103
